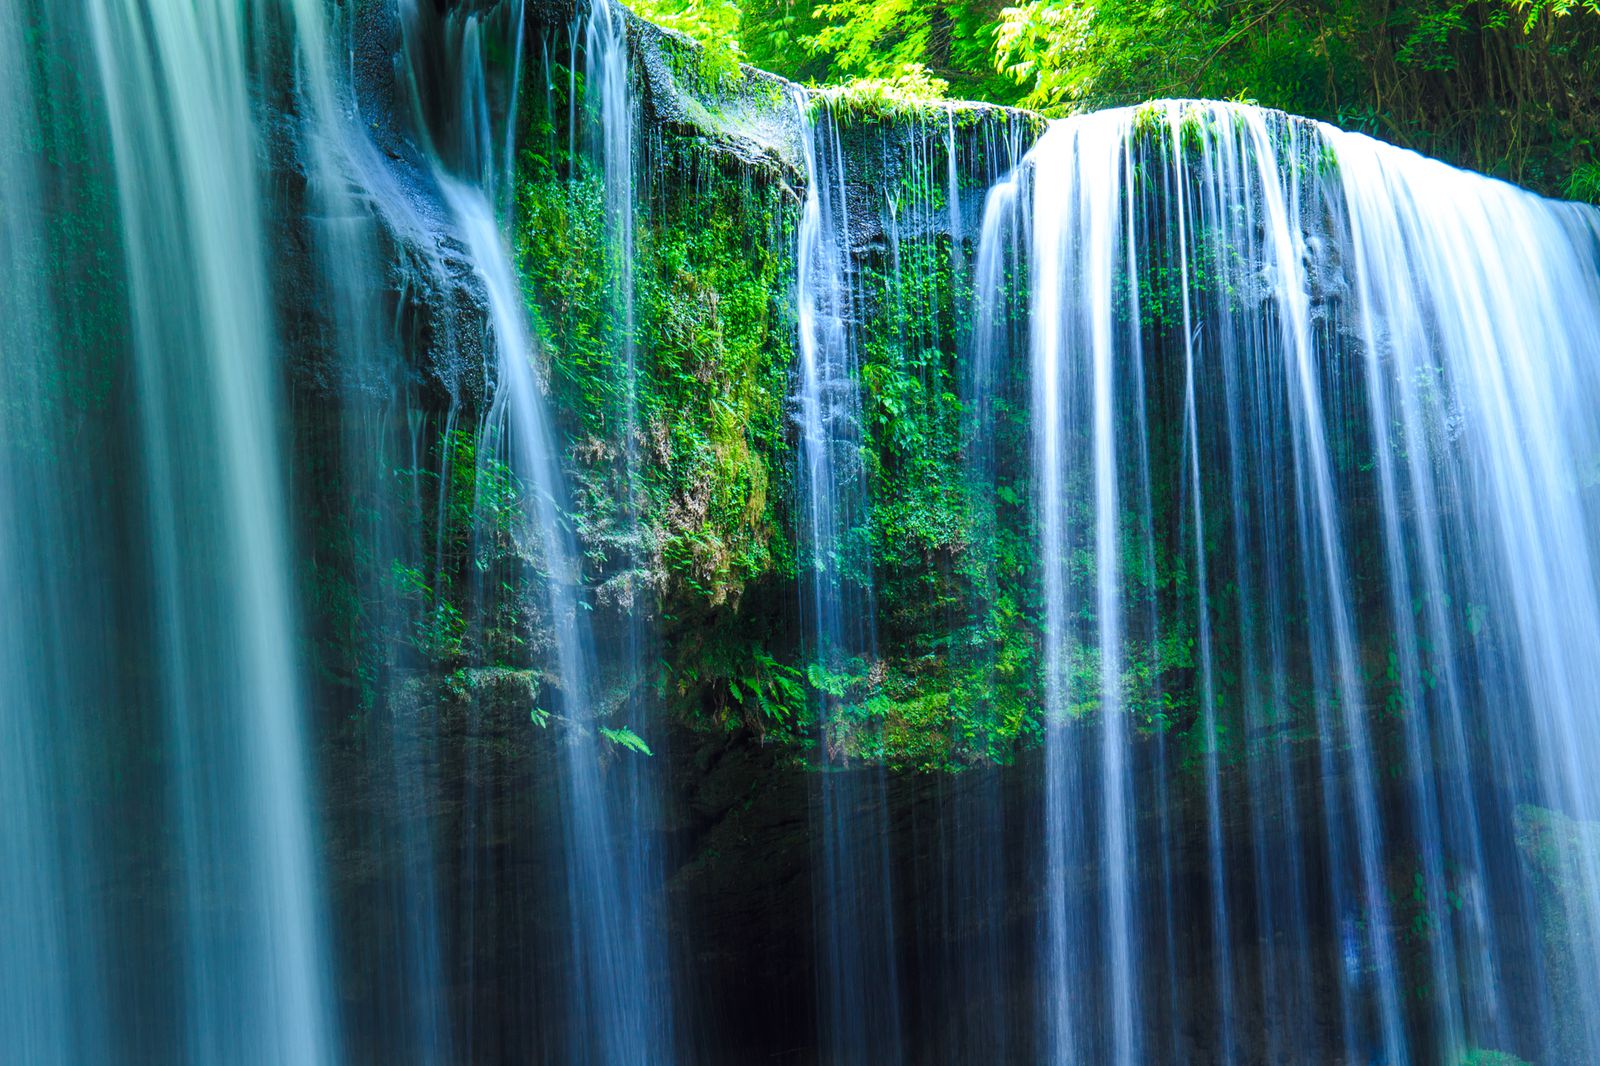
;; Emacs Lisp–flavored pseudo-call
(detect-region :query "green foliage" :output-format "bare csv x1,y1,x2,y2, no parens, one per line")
732,649,808,727
1507,0,1600,30
515,53,806,750
1001,0,1600,189
801,0,950,85
636,168,793,609
518,175,623,437
295,403,544,734
391,561,468,661
1397,3,1478,70
993,0,1255,113
810,68,952,118
394,427,530,667
599,725,655,755
661,608,809,742
761,114,1052,770
661,0,1600,192
1567,158,1600,202
518,66,794,607
633,0,749,84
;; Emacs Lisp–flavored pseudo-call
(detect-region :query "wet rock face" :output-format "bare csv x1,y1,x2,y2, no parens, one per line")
321,681,1552,1064
263,0,500,412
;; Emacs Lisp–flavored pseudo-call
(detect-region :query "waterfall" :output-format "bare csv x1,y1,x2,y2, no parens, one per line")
971,98,1600,1064
584,0,639,512
6,0,680,1058
0,6,115,1060
576,10,677,1058
1165,103,1238,1066
283,0,461,1057
0,0,336,1060
794,92,906,1065
92,0,338,1059
11,0,1600,1057
400,2,673,1060
575,1,677,1057
953,113,1030,1065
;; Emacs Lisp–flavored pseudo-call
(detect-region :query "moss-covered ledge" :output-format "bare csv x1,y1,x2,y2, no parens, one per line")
294,0,1053,772
507,2,1053,771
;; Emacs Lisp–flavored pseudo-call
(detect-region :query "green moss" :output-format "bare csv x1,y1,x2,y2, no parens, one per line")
637,160,793,610
644,9,748,91
496,29,1357,776
516,46,806,737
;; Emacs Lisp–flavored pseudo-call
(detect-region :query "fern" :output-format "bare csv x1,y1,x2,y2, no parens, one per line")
599,726,654,756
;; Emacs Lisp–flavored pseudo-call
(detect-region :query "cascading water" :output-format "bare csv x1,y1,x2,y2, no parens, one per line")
0,1,336,1061
1028,113,1145,1066
88,0,342,1044
794,92,906,1066
1164,102,1239,1065
279,0,459,1057
399,2,673,1061
4,0,675,1059
1331,123,1600,1062
583,0,640,523
12,0,1600,1059
944,106,1035,1064
0,8,117,1060
573,14,677,1060
95,0,339,1059
971,98,1600,1064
